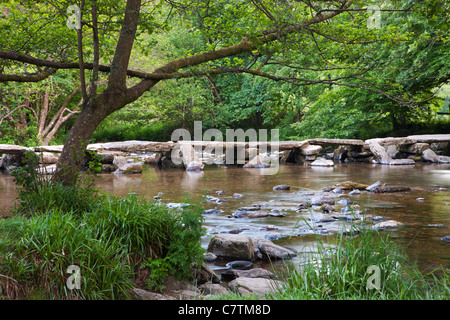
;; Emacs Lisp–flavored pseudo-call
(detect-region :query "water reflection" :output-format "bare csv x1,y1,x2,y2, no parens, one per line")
0,162,449,272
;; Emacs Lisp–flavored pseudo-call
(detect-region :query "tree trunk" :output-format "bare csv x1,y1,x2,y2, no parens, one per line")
51,99,107,185
52,0,142,185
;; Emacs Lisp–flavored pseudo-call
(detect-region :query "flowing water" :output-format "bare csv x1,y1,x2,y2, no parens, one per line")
1,162,449,273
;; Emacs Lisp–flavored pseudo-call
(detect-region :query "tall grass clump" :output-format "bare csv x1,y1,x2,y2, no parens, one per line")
271,227,450,300
10,151,102,216
0,153,206,299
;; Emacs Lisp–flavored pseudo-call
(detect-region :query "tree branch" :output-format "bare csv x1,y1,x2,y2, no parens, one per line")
77,0,88,102
89,0,100,99
0,68,57,82
108,0,142,89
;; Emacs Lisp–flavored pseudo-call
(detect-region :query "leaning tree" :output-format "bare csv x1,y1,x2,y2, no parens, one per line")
0,0,446,185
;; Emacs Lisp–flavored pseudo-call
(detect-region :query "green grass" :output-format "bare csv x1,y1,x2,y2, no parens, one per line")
269,229,449,300
0,156,206,299
0,194,206,299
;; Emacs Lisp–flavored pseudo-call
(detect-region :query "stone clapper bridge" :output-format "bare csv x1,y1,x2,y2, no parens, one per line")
1,134,450,174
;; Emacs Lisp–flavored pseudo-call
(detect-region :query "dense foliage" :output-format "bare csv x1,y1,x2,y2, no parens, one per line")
1,0,449,146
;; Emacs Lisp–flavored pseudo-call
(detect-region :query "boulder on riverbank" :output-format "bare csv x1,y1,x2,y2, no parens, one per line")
228,277,284,298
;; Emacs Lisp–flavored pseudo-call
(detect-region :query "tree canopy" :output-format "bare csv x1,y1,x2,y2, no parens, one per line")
1,0,449,184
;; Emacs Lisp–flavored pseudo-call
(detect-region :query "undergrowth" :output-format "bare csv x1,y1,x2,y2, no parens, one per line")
0,152,206,299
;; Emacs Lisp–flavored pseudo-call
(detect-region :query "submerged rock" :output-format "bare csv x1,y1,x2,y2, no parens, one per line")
166,203,190,209
337,198,353,206
309,196,335,206
373,220,404,230
296,203,310,210
203,208,224,215
370,185,411,193
320,203,335,213
337,181,370,190
225,260,254,270
268,209,286,217
233,210,269,219
363,180,410,193
205,195,227,204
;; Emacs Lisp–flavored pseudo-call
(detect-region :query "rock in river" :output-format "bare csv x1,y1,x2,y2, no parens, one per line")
186,161,204,171
225,260,254,270
207,234,256,260
207,233,296,261
233,210,269,219
113,155,143,174
203,209,224,215
114,162,143,174
309,196,335,206
273,184,290,191
373,220,404,230
366,181,383,191
243,154,271,168
365,181,410,193
310,157,334,167
370,185,411,193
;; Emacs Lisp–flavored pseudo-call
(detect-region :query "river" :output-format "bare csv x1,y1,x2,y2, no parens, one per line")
1,162,449,273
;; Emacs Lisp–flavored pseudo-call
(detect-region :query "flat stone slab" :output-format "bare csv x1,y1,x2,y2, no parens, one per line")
88,140,176,153
0,144,32,155
179,140,309,152
307,138,365,146
34,145,64,153
406,134,450,143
